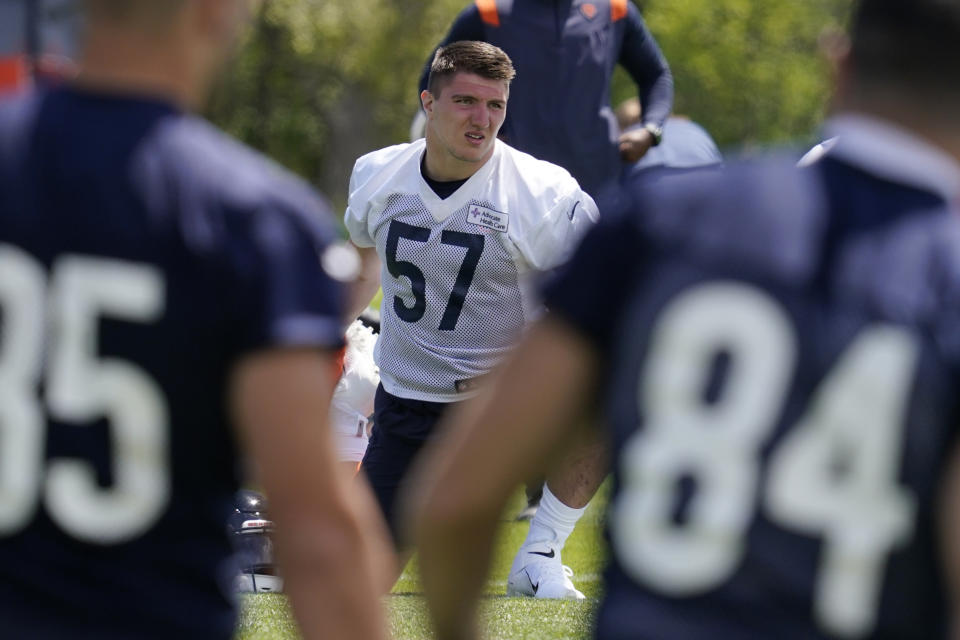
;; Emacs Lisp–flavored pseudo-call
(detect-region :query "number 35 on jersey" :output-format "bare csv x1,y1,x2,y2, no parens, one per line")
0,244,169,545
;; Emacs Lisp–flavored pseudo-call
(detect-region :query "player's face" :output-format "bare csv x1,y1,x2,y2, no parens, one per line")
421,72,508,179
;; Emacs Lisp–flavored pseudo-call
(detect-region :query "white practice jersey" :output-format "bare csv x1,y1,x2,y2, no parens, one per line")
345,139,598,402
330,319,379,462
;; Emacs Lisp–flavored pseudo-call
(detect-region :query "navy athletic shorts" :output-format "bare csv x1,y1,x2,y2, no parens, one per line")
360,384,453,545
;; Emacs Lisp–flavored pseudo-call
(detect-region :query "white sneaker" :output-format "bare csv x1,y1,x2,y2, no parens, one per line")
506,543,586,600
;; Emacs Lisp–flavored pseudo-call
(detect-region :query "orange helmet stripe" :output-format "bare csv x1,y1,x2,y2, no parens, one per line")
475,0,501,27
611,0,628,22
0,56,27,92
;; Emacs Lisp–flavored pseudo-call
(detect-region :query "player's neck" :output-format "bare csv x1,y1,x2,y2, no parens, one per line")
422,139,493,182
838,93,960,166
859,109,960,167
75,29,203,110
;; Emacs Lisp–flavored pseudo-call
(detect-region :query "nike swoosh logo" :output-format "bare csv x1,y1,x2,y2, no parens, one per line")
530,549,555,559
568,201,580,221
523,567,540,595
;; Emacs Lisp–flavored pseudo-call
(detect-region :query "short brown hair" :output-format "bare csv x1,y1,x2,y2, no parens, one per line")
849,0,960,101
427,40,516,97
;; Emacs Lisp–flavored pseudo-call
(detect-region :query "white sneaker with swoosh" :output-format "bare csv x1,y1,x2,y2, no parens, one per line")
506,542,586,600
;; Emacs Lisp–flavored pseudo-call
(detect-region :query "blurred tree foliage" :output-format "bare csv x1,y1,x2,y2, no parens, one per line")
207,0,852,206
628,0,852,148
207,0,465,205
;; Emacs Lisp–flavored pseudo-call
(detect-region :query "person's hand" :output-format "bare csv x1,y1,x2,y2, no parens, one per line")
618,127,654,163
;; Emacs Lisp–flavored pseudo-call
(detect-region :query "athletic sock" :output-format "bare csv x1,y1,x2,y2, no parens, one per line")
522,483,587,551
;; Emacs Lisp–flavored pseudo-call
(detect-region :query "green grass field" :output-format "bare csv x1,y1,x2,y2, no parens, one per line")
235,483,611,640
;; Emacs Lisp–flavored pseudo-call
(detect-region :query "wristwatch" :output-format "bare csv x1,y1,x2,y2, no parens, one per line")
643,122,663,147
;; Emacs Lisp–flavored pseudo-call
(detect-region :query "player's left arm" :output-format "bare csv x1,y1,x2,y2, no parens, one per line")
617,4,674,162
939,438,960,639
405,315,601,640
512,183,598,273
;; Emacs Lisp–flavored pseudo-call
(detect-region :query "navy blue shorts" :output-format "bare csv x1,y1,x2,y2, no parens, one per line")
360,384,452,546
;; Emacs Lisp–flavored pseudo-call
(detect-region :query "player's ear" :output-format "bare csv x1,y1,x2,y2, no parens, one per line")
421,89,435,117
829,34,854,111
821,28,850,68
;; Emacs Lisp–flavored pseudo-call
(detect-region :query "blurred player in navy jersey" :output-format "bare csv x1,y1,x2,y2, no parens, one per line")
0,1,388,638
615,97,723,189
410,0,960,638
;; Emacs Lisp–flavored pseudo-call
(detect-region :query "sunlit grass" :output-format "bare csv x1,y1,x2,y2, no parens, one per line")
236,483,610,639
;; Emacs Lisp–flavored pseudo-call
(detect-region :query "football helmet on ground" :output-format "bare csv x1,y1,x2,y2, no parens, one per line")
229,490,283,593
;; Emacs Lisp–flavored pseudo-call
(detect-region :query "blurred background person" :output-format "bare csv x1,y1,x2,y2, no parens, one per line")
615,96,723,187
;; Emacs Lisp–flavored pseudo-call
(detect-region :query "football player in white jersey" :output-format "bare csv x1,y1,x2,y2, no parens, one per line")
344,40,598,593
330,318,380,473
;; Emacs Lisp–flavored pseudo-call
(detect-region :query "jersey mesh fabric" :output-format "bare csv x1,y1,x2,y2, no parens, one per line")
346,139,598,402
374,192,526,401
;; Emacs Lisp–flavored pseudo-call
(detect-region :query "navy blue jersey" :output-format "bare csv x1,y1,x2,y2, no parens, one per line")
544,119,960,639
624,117,722,176
419,0,673,197
0,87,346,639
620,117,723,205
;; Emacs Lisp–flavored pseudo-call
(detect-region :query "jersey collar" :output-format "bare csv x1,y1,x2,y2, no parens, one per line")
417,139,502,222
823,113,960,203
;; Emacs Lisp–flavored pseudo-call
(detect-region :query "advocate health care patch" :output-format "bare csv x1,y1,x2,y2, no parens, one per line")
467,205,509,233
